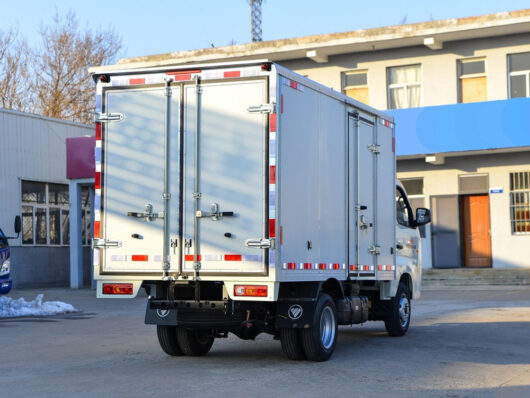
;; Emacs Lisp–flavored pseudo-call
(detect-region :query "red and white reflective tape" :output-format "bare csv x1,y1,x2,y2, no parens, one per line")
377,265,396,271
349,265,375,272
380,118,394,128
282,263,346,270
184,254,262,262
283,78,304,92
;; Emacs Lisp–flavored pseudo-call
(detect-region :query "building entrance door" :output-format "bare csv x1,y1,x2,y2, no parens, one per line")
461,194,492,267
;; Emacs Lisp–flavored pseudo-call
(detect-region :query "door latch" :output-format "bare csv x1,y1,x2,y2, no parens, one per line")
368,245,381,255
196,203,234,221
128,204,164,221
247,103,275,114
245,238,274,249
92,238,122,248
94,112,124,123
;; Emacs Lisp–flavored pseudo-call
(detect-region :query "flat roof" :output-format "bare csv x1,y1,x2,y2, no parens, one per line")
95,9,530,71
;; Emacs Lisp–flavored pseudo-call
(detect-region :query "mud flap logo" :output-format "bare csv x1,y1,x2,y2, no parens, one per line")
157,309,169,318
288,304,303,320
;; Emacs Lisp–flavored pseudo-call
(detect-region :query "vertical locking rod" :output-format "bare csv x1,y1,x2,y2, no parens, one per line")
193,76,202,294
162,77,173,277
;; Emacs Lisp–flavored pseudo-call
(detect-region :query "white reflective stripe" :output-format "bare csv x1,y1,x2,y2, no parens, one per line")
94,210,101,221
282,263,287,269
95,140,102,148
112,78,128,86
95,163,101,172
241,69,260,77
204,254,223,261
110,255,127,262
154,255,162,262
243,254,262,262
93,248,100,266
202,71,223,80
95,189,101,196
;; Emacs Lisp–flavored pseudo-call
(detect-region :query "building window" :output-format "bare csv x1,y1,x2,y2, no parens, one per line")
20,181,91,246
387,64,421,109
510,172,530,234
401,178,424,212
458,58,487,103
343,70,369,105
508,52,530,98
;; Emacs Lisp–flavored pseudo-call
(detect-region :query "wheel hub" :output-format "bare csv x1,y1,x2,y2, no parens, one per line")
398,295,410,328
320,306,336,349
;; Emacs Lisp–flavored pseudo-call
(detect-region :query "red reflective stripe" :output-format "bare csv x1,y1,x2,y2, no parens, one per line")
184,254,201,261
332,263,340,270
95,123,101,140
129,78,145,85
269,165,276,184
281,95,284,113
303,262,312,270
223,70,240,78
349,264,357,271
269,113,277,132
94,221,100,238
95,172,101,189
319,263,327,270
132,255,148,261
378,265,383,271
225,254,242,261
392,137,396,153
363,265,370,271
166,70,201,81
269,219,276,238
289,80,298,89
287,262,296,270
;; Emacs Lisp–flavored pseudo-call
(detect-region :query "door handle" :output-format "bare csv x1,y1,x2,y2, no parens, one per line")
245,238,274,249
396,243,404,250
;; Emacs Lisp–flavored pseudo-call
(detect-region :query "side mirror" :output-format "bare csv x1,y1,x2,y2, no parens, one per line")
415,208,431,226
14,215,21,235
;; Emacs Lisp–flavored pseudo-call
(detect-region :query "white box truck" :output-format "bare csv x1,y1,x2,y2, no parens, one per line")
89,61,431,361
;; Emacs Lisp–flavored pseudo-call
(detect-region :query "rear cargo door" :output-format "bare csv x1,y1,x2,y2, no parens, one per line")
182,79,267,275
101,86,180,273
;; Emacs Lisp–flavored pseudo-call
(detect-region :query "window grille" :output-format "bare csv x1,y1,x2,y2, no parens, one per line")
510,172,530,234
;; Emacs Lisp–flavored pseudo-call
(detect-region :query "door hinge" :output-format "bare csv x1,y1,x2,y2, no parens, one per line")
368,144,380,154
92,238,122,249
95,112,124,123
368,245,381,255
247,103,275,114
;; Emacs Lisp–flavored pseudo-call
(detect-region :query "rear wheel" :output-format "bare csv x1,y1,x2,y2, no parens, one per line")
280,328,306,360
157,325,184,356
300,293,338,362
384,282,411,337
176,328,215,356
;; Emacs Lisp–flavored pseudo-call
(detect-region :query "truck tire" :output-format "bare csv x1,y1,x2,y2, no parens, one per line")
300,293,338,362
176,328,215,356
156,325,184,356
279,328,306,360
384,282,411,337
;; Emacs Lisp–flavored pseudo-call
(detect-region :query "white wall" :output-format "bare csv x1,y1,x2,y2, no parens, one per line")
279,33,530,109
0,108,92,246
398,151,530,269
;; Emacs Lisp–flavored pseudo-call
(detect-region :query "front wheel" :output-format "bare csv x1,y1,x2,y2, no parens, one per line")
300,293,338,362
176,328,215,356
384,283,411,337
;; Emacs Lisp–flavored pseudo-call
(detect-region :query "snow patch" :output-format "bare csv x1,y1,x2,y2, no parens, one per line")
0,294,77,318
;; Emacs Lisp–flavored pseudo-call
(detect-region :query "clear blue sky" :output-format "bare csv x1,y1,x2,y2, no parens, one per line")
2,0,529,60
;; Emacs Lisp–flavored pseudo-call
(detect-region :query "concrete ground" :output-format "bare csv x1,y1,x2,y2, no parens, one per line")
1,286,529,398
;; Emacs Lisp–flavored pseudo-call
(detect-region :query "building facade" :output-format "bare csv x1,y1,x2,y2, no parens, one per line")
96,9,530,269
0,108,93,287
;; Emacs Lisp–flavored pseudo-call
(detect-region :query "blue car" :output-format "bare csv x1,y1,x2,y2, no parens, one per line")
0,216,21,295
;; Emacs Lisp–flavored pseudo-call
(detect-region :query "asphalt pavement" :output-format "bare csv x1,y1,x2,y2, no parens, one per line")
1,286,529,398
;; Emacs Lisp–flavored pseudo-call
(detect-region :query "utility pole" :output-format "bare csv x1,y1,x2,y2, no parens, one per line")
250,0,263,42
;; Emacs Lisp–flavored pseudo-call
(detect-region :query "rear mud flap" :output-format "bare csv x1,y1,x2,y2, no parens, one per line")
275,299,317,328
145,303,178,326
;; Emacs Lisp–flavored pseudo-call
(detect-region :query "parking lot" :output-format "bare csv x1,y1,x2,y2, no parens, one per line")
1,286,529,397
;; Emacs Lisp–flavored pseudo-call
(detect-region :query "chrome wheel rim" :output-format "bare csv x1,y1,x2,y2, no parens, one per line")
320,306,336,350
398,295,410,328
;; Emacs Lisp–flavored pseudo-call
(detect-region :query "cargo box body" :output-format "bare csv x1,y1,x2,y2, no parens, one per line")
92,62,400,300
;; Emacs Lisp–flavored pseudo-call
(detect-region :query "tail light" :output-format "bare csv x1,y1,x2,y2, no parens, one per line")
234,285,268,297
102,283,133,295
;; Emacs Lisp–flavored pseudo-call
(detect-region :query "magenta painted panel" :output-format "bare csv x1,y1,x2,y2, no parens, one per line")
66,136,95,179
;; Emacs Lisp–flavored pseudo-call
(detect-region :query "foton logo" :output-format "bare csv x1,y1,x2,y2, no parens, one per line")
288,304,303,320
157,309,169,318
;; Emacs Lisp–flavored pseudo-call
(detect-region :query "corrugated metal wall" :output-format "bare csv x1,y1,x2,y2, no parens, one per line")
0,108,92,246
